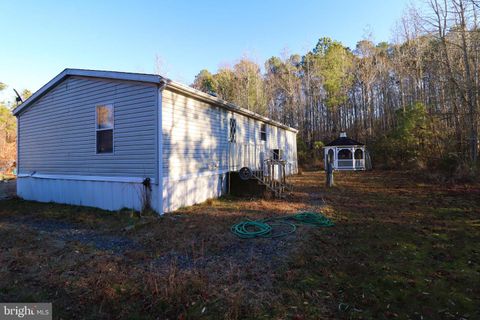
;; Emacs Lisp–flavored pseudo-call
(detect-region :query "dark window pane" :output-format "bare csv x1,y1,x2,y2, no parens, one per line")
260,123,267,141
272,149,282,160
97,129,113,153
229,118,236,142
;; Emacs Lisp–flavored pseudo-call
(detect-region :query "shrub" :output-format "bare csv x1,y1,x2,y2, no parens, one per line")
370,103,432,169
296,137,325,169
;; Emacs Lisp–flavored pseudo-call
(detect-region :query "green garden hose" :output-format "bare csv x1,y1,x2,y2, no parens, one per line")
231,211,333,239
231,220,272,239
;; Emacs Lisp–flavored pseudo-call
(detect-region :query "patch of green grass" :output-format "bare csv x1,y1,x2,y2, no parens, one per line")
274,171,480,319
434,207,467,219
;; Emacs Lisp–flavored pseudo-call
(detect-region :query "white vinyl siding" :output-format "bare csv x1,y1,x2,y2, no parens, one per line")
161,89,229,180
18,76,158,179
161,88,298,180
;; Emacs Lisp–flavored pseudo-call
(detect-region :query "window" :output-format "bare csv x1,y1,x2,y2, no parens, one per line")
229,118,236,142
96,104,113,153
272,149,282,160
260,123,267,141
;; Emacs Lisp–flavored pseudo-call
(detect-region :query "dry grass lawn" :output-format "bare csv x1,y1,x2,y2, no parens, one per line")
0,171,479,319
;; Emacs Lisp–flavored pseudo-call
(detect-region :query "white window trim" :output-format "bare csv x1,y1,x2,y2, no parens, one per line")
95,103,115,154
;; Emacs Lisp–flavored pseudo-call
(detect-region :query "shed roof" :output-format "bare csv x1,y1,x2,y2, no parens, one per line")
13,68,298,133
325,136,365,147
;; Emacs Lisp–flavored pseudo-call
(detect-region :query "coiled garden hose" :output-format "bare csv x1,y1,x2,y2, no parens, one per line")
231,220,272,239
231,212,333,239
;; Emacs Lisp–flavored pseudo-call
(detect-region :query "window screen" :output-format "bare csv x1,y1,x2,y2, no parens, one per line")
229,118,236,142
260,123,267,141
272,149,282,160
96,104,113,153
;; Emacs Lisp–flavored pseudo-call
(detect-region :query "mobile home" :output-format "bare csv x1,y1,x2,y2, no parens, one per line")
13,69,298,213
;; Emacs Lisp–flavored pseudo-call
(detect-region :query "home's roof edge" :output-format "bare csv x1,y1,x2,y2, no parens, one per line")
165,80,298,133
13,68,164,116
13,68,299,133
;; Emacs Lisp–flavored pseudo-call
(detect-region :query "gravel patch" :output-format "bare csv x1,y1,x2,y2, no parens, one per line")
1,217,141,254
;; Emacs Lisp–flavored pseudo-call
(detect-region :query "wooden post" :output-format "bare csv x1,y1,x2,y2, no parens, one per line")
326,159,334,187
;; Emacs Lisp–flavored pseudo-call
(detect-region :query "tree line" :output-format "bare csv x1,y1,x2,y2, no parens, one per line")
0,85,30,173
192,0,479,176
1,0,478,178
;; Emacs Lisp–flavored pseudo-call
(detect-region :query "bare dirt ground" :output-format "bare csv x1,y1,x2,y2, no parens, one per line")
0,171,479,319
0,179,15,200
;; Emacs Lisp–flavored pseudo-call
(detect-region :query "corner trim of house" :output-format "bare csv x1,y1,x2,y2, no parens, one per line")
157,82,166,214
16,173,152,184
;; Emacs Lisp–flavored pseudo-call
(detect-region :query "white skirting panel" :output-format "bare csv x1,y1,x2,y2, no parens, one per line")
17,177,160,212
162,172,227,213
17,172,228,214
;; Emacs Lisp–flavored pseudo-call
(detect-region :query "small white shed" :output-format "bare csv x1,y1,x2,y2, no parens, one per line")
13,69,298,214
323,132,366,171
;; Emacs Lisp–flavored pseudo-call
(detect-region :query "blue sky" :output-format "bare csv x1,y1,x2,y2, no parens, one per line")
0,0,410,103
